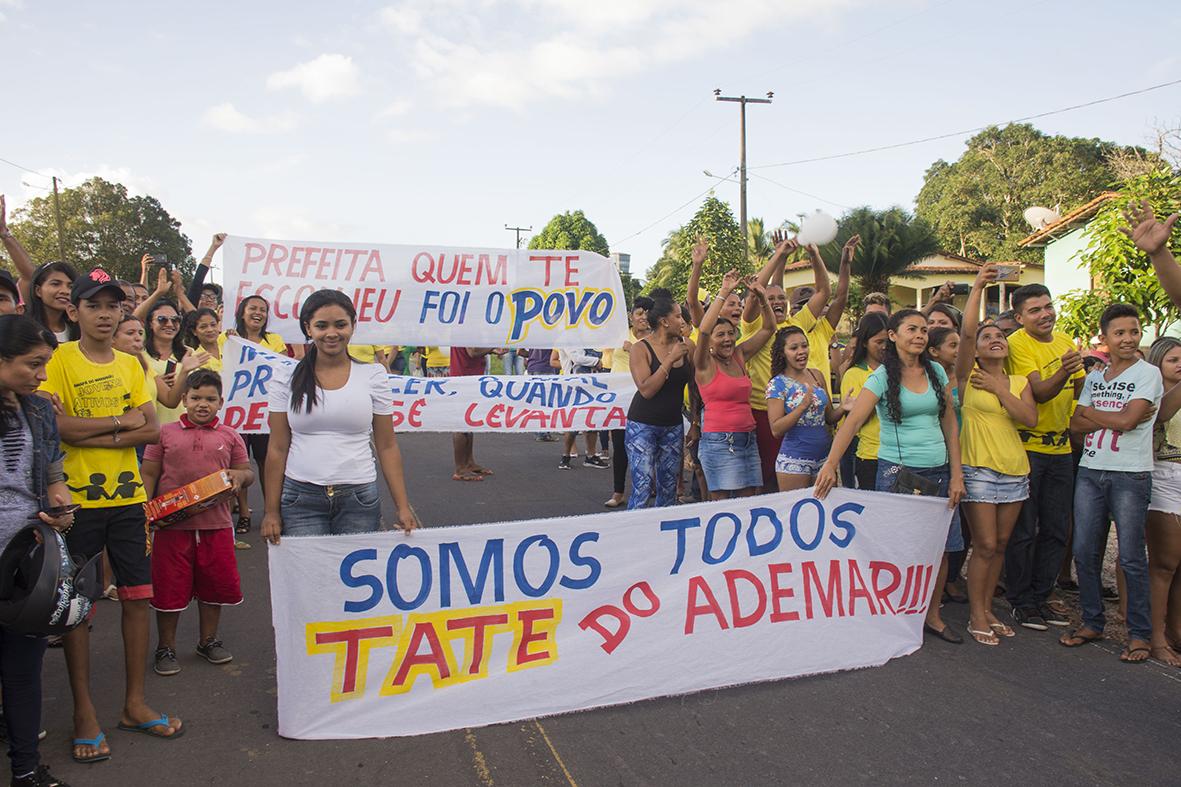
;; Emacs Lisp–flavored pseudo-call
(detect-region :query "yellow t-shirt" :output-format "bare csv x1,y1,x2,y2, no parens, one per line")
424,346,450,369
608,331,640,374
807,318,836,391
218,331,288,356
840,364,880,460
1004,329,1085,455
350,344,379,364
739,307,817,411
200,353,223,373
145,355,184,425
961,374,1031,476
40,342,152,508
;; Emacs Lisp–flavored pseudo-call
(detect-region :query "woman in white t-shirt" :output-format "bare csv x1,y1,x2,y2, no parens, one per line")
261,290,417,542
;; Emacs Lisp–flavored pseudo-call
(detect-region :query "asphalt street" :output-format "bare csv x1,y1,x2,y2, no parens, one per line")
39,432,1181,786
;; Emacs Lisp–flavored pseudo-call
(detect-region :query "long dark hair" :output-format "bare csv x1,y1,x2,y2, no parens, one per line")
28,261,79,340
235,295,270,339
184,307,219,350
881,309,946,424
769,325,807,378
288,290,360,414
144,299,186,361
850,312,889,369
646,297,677,334
0,315,57,436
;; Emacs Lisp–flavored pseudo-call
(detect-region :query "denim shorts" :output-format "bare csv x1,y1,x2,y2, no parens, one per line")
876,459,963,552
280,477,382,537
962,464,1030,504
1149,461,1181,515
699,430,762,491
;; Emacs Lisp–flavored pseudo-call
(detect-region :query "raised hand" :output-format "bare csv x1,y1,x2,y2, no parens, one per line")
771,231,799,257
931,281,954,304
169,268,184,293
805,243,823,263
1121,199,1179,256
141,252,154,277
691,236,709,267
180,349,211,373
154,266,169,294
840,234,860,265
719,268,741,294
974,262,999,288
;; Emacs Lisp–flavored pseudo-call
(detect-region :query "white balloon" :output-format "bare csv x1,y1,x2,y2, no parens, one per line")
796,210,838,246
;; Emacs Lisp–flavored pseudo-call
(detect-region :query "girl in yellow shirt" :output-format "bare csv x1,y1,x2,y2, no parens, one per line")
185,307,224,372
839,312,888,490
954,264,1038,646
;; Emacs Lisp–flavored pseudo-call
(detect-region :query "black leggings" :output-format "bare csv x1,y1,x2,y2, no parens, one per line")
244,434,270,495
0,628,46,777
611,428,628,495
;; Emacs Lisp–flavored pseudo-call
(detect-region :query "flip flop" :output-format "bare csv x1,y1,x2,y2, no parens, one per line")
1120,645,1151,664
117,715,184,740
72,732,111,764
451,473,483,482
989,621,1016,638
603,497,625,509
968,628,999,646
1059,628,1103,647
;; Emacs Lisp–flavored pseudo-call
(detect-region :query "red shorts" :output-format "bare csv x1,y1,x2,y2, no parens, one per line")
150,528,243,612
752,408,777,489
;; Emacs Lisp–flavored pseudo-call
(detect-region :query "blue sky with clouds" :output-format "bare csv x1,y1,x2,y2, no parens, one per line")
2,0,1178,281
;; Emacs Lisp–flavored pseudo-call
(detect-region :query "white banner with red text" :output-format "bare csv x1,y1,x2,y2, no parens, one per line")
267,488,951,739
219,336,634,433
216,235,628,348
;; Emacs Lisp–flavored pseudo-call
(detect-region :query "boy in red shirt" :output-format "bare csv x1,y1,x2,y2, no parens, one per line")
141,369,253,676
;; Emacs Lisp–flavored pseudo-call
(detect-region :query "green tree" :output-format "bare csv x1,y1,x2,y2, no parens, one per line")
9,177,193,281
619,270,643,310
827,206,938,298
528,210,610,256
916,124,1157,262
747,216,773,263
645,196,747,300
1057,168,1181,341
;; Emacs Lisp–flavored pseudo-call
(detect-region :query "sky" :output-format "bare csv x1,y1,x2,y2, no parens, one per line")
1,0,1179,283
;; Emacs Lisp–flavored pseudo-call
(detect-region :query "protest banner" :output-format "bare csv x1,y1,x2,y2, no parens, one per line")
268,488,952,739
217,235,628,348
220,336,637,433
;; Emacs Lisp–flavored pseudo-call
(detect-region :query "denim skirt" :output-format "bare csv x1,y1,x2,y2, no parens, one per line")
962,464,1030,504
698,430,762,491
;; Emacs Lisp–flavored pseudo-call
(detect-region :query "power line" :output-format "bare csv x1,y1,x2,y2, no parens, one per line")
752,77,1181,170
615,170,737,245
748,173,850,210
0,156,52,181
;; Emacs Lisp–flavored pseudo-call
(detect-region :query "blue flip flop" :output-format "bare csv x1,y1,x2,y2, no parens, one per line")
116,715,184,740
72,731,111,763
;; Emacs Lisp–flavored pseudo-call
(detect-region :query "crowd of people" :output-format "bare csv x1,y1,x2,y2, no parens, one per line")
0,193,1180,785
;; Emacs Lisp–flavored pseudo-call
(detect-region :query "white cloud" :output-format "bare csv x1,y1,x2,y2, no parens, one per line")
202,102,297,134
378,0,851,109
251,207,352,241
375,99,413,119
267,53,362,102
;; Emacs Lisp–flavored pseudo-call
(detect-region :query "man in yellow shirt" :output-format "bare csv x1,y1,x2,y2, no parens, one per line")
1003,283,1085,631
739,236,830,490
783,235,857,394
40,268,182,761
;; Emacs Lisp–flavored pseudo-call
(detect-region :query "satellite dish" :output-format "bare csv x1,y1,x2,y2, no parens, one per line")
1023,206,1061,231
796,210,838,246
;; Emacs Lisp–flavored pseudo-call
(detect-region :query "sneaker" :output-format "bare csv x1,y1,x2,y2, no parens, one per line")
597,451,610,461
584,455,610,469
1056,577,1080,595
197,638,233,665
1038,603,1069,627
1101,585,1119,602
12,765,71,787
557,455,572,470
1012,606,1048,631
154,646,180,676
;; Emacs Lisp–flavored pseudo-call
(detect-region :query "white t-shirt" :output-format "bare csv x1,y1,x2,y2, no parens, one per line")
270,362,394,485
1078,359,1163,473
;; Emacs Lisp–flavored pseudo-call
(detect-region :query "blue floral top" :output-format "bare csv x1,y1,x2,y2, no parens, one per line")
766,374,829,426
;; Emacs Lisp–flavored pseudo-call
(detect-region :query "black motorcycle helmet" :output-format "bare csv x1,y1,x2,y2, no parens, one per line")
0,522,103,635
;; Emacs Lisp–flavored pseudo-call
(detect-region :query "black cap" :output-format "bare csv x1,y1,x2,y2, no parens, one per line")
0,269,19,301
70,268,125,304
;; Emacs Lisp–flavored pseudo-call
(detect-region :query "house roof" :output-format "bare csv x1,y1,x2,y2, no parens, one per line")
784,250,1033,276
1018,191,1121,248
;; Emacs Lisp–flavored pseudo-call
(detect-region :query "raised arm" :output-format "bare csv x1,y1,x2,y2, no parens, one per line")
1122,200,1181,307
800,243,831,319
826,235,857,329
686,237,708,328
955,263,996,388
694,268,739,373
738,282,776,362
134,266,171,321
186,233,226,305
170,269,196,314
743,234,797,322
922,281,954,317
0,195,36,300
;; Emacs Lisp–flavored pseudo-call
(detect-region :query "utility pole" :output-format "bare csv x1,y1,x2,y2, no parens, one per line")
51,176,67,262
505,225,532,249
714,90,773,262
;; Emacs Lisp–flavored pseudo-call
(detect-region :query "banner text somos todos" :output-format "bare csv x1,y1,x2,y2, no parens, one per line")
219,236,629,348
269,489,951,739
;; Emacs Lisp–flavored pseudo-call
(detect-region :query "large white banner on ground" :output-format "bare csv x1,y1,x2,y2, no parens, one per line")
267,488,952,740
219,336,636,433
217,235,628,348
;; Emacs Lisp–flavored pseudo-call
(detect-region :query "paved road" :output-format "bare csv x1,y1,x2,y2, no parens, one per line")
41,433,1181,786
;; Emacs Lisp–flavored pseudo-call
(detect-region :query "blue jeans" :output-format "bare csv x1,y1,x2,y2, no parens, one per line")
1072,467,1152,640
625,421,682,509
280,478,382,537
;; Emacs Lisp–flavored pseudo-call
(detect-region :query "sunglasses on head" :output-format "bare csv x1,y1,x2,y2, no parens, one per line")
154,315,181,325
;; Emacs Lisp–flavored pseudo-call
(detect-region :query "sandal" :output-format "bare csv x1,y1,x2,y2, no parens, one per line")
603,496,626,509
451,472,483,482
1120,645,1151,664
235,515,252,535
117,714,184,740
989,621,1016,638
923,623,963,644
968,627,999,646
1059,628,1103,647
72,731,111,764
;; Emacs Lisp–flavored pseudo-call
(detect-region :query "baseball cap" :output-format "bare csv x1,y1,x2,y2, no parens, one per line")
70,268,126,304
0,270,19,301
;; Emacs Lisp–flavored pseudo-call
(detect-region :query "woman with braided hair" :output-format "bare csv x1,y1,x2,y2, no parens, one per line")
815,309,966,643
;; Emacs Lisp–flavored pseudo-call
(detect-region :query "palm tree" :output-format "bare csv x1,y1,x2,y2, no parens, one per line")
747,217,774,263
827,206,939,295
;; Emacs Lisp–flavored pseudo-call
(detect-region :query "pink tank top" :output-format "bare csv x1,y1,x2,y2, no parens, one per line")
698,365,755,433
